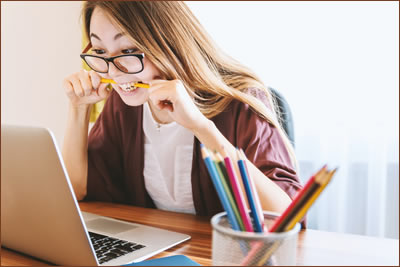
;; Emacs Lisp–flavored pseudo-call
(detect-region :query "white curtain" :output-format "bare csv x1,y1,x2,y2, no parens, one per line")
188,1,399,239
297,132,399,238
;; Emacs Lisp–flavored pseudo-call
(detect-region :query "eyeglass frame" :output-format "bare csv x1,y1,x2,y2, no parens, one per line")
80,42,145,74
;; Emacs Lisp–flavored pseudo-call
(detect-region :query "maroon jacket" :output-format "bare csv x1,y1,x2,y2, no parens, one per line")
85,90,302,217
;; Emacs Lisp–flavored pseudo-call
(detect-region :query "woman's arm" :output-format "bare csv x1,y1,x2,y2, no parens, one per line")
62,70,110,200
193,120,292,214
147,79,295,213
62,104,92,200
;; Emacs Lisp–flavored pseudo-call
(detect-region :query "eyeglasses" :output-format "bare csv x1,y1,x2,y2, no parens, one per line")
80,43,145,74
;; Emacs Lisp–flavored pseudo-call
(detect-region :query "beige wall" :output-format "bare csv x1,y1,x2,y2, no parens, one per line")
1,1,83,146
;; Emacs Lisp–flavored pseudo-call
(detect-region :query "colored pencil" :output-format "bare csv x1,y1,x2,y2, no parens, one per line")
275,168,328,232
211,152,245,231
239,149,266,231
268,165,327,232
240,241,266,266
255,241,281,266
284,168,336,231
254,168,335,266
200,144,240,231
220,148,254,232
237,149,264,232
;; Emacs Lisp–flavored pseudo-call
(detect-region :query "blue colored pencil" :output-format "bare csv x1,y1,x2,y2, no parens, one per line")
211,152,245,231
200,144,240,231
239,149,265,231
237,149,264,232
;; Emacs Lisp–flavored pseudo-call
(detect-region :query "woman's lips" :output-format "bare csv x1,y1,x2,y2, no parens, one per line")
113,84,142,96
118,82,139,92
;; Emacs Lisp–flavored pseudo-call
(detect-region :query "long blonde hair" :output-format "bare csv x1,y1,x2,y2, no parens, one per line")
82,1,297,168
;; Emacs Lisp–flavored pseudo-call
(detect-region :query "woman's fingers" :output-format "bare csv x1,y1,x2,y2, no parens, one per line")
159,100,174,112
63,70,109,107
147,80,177,103
69,75,85,97
97,83,110,99
89,70,101,90
63,78,77,100
78,70,93,96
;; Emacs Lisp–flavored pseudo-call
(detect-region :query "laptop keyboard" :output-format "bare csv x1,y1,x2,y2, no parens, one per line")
88,232,146,264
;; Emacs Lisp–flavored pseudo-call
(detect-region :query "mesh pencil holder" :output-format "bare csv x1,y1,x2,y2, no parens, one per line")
211,211,300,266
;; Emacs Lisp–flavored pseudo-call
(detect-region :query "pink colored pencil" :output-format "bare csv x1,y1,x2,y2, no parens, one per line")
220,149,254,232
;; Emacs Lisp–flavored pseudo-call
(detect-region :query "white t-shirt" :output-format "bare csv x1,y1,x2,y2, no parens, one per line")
142,102,196,214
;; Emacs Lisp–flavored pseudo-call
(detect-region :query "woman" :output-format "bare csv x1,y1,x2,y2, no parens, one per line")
62,1,302,217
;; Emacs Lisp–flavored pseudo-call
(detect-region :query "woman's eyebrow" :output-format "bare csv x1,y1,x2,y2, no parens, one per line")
90,32,124,41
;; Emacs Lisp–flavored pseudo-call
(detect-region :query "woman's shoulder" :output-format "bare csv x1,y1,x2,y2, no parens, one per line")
212,89,273,131
221,87,273,116
244,87,273,110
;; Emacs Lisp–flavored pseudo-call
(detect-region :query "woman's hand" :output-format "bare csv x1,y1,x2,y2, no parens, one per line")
147,79,210,132
63,70,110,108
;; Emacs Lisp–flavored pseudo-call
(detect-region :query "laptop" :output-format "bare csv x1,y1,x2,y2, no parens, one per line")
1,124,191,266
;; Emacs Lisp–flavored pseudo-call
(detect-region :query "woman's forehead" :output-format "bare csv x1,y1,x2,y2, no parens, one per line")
90,8,124,41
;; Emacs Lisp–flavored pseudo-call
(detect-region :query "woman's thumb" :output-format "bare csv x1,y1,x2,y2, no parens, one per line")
97,83,111,99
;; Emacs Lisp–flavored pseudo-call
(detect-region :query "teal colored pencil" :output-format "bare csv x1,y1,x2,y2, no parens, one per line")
211,152,245,231
200,145,240,231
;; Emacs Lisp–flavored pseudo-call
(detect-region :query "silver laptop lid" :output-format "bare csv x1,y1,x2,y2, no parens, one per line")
1,125,98,265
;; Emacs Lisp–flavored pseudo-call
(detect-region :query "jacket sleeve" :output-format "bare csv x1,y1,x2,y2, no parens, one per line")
234,92,303,202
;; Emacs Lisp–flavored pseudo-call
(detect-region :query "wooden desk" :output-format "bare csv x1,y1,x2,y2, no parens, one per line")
1,202,398,266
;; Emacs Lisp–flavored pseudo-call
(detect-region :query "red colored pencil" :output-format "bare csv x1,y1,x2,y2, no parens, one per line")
268,165,327,232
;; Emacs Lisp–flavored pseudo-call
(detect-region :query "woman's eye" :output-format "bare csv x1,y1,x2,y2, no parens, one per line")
92,49,105,55
122,48,138,54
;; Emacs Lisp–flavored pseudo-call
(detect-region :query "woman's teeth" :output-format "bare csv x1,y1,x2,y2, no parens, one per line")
120,82,137,92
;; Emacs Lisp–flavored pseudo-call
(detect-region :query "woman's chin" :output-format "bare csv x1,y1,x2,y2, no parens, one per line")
116,88,147,106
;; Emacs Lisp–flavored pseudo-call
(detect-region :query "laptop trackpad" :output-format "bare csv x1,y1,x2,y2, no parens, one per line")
86,218,138,235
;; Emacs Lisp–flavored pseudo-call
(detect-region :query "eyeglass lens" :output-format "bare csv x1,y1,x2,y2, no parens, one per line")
84,56,143,73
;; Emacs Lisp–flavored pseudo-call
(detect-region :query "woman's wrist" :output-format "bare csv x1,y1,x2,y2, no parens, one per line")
68,103,92,125
191,117,214,140
192,118,236,156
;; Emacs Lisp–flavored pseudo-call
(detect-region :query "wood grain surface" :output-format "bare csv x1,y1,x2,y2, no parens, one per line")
1,201,398,266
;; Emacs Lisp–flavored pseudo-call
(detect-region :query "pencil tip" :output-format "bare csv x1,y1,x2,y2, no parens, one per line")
236,148,242,160
200,145,209,159
220,146,227,158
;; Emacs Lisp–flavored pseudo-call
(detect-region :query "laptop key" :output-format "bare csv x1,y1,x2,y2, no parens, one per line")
99,256,114,264
113,240,127,246
109,248,127,256
132,244,145,250
104,252,119,258
90,232,108,240
114,244,135,252
88,232,146,264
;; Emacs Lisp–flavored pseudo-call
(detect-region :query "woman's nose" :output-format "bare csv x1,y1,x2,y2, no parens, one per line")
107,62,122,77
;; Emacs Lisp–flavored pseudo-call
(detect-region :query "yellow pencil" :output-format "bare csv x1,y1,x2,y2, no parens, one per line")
255,241,281,266
255,169,336,266
100,78,150,89
284,168,337,231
